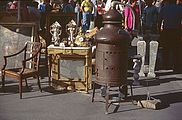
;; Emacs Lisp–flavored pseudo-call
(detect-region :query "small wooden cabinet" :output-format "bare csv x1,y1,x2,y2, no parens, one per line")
47,45,92,93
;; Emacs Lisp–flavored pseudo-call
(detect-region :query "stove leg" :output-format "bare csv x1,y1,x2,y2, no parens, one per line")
92,81,96,102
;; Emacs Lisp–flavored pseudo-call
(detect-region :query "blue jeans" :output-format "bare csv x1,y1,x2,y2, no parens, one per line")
82,11,91,33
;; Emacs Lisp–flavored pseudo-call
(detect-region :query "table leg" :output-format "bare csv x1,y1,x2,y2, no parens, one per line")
48,54,52,86
85,55,89,93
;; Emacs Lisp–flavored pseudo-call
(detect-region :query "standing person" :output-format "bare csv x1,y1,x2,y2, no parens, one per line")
75,2,81,27
90,0,97,29
27,1,41,30
155,0,164,12
177,0,182,4
39,0,52,31
159,0,182,73
95,0,106,29
124,0,140,33
105,0,112,12
28,1,41,40
21,2,31,22
9,1,18,9
177,0,182,42
81,0,94,33
62,0,74,13
27,1,41,21
142,0,158,33
69,0,76,8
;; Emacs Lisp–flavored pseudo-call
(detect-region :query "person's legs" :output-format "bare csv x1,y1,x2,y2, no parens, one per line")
82,12,91,33
172,29,182,73
95,14,103,29
161,29,182,72
160,30,171,69
86,12,91,31
82,12,87,33
40,12,46,31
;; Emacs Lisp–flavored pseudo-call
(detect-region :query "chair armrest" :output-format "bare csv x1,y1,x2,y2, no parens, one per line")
1,45,27,70
3,45,27,59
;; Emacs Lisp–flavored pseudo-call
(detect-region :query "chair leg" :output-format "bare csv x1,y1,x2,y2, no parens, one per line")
1,71,5,91
118,86,122,100
24,79,29,89
36,74,42,92
92,81,95,102
19,78,23,99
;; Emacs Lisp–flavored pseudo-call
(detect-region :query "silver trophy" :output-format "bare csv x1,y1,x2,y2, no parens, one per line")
66,20,77,47
50,21,62,46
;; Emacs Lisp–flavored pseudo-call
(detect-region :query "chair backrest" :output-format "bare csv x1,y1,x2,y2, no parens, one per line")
24,41,42,71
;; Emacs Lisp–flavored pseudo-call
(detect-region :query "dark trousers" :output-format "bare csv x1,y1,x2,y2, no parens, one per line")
160,28,182,73
40,12,46,30
95,14,103,29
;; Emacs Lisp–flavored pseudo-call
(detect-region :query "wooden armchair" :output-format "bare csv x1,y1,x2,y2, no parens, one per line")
1,41,42,99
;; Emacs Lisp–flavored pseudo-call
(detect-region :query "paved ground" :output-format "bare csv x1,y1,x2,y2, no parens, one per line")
0,70,182,120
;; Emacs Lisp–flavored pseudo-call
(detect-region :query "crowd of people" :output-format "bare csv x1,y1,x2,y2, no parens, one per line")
79,0,182,73
0,0,182,73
